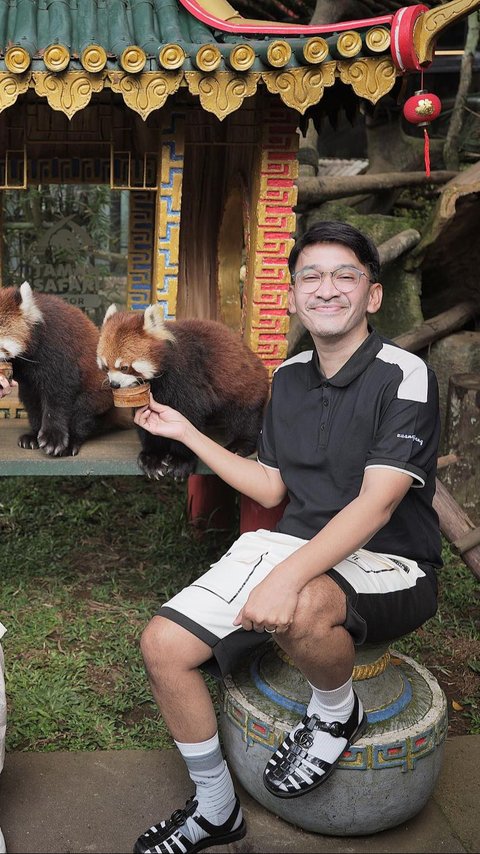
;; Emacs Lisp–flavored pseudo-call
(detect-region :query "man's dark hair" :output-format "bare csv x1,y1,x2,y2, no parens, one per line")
288,220,381,283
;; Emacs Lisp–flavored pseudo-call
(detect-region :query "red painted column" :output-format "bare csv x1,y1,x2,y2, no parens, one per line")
239,495,288,534
187,474,237,533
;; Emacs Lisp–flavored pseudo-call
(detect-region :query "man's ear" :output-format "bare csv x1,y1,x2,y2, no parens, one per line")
367,282,383,316
287,286,297,315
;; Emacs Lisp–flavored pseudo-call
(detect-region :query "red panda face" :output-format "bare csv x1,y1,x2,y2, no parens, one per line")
0,282,43,361
97,305,173,389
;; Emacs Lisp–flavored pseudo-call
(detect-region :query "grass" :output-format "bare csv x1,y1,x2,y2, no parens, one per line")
0,476,478,752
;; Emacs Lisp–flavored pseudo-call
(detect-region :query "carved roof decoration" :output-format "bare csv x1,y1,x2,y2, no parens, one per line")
0,0,477,120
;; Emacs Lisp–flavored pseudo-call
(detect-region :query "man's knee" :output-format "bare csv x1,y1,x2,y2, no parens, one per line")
288,575,347,638
140,615,178,671
140,615,212,674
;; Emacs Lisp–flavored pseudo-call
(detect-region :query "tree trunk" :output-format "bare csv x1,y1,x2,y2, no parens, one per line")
443,11,480,171
441,373,480,524
296,171,457,206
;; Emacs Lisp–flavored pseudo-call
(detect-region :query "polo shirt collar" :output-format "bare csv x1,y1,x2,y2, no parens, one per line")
307,327,383,388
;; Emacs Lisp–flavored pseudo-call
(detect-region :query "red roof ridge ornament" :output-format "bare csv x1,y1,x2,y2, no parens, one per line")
177,0,393,35
392,0,480,72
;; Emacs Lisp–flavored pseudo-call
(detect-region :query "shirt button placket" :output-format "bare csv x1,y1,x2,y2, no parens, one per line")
318,383,330,448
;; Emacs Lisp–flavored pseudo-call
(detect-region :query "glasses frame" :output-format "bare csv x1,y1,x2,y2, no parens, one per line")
291,264,371,294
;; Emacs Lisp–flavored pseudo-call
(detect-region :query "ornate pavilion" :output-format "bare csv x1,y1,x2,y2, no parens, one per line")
0,0,476,376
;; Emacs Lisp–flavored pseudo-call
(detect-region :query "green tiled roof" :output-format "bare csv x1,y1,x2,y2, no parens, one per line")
0,0,392,74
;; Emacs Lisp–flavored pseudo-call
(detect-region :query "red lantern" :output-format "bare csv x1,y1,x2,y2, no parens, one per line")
403,89,442,178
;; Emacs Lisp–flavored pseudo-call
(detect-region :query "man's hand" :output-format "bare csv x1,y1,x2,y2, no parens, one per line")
0,376,17,400
233,575,299,634
134,396,191,442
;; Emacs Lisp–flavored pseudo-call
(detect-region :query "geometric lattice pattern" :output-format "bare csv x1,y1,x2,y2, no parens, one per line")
243,100,298,377
223,691,448,770
127,191,156,311
153,112,185,320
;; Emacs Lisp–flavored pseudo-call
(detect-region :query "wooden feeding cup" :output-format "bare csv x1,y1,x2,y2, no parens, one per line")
112,382,151,408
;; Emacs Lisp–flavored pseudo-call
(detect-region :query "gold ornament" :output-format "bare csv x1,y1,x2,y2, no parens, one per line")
415,98,435,116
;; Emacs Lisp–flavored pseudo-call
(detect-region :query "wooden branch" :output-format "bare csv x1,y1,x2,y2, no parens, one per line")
433,478,480,580
378,229,421,266
437,453,459,469
296,171,458,206
392,301,477,352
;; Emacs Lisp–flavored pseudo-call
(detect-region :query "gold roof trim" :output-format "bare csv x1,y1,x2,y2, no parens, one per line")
43,44,70,73
159,44,187,70
5,46,31,74
302,38,329,65
262,63,336,114
81,45,108,73
195,44,222,72
0,58,400,121
120,46,147,73
266,40,292,68
336,31,363,59
365,27,391,54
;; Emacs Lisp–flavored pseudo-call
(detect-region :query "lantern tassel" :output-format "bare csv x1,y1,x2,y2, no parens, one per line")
423,127,431,178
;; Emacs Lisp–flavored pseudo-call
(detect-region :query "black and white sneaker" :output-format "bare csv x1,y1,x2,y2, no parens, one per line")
263,691,367,798
133,795,246,853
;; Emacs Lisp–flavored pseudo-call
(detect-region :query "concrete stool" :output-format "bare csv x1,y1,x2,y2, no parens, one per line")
219,641,447,835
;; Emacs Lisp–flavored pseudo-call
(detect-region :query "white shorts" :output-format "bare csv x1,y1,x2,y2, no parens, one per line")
158,529,438,677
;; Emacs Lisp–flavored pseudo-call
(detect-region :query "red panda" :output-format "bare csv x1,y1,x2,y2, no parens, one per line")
97,303,270,480
0,282,130,456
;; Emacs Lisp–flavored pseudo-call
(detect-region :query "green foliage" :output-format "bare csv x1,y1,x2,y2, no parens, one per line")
0,477,235,752
0,478,478,750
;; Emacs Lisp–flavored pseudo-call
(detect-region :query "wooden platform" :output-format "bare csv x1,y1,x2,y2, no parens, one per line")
0,419,143,476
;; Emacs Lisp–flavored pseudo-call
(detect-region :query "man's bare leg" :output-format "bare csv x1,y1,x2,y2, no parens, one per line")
140,615,217,741
134,616,246,854
264,575,366,798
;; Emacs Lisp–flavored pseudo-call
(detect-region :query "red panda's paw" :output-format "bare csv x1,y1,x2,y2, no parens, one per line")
165,457,197,482
37,427,70,457
137,451,171,480
18,432,40,451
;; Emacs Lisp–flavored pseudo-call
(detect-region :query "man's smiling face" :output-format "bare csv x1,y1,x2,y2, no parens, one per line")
288,242,383,346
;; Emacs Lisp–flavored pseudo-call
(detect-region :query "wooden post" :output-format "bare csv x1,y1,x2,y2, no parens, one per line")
442,372,480,524
433,478,480,581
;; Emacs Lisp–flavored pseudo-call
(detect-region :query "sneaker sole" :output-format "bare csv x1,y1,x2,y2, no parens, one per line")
133,819,247,854
263,713,368,799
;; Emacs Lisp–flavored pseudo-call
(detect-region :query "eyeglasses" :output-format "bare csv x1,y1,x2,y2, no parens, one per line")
292,265,370,294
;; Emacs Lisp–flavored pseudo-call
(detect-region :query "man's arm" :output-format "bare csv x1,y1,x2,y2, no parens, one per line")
134,397,287,508
234,466,413,632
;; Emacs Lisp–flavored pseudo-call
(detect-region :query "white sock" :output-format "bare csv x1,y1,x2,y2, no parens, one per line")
174,734,241,844
288,678,359,772
307,677,355,723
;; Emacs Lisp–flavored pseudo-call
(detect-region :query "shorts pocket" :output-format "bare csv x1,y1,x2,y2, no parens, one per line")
192,541,271,604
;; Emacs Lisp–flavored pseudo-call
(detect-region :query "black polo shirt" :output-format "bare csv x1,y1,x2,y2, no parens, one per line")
257,329,442,567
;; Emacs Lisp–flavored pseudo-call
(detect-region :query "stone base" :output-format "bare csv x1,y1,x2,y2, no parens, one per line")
219,644,448,836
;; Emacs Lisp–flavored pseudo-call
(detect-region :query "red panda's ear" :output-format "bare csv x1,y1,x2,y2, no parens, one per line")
144,304,175,342
103,304,117,325
19,281,43,324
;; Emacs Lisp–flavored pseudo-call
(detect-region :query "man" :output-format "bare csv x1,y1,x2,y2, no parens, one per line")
133,221,441,854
